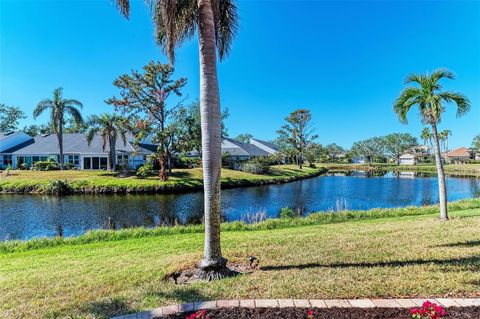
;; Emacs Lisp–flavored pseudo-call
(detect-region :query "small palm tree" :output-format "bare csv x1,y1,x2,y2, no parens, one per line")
439,129,452,153
33,88,83,170
86,113,129,172
394,69,470,220
114,0,238,280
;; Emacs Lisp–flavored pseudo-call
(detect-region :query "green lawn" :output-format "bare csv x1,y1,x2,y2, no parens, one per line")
1,202,480,318
0,165,324,194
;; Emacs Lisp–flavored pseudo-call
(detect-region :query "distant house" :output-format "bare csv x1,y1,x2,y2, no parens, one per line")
221,138,270,161
398,145,431,166
351,156,365,164
444,147,474,164
249,138,279,155
0,132,153,170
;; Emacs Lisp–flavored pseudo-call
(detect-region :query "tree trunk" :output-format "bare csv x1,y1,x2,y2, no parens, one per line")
397,155,400,165
58,120,64,170
431,122,448,220
159,154,168,181
196,0,233,281
110,136,116,172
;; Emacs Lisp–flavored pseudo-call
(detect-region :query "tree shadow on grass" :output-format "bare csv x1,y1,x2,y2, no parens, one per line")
435,240,480,248
260,255,480,272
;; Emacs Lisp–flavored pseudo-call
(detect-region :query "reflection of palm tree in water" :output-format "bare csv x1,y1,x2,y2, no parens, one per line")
469,178,480,197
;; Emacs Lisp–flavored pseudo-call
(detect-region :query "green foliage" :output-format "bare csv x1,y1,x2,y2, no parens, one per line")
241,157,271,174
279,207,296,219
63,162,75,170
382,133,418,163
22,124,52,136
4,164,12,176
0,103,26,132
45,180,72,195
235,133,253,144
471,134,480,152
18,163,29,170
32,159,59,171
277,109,318,168
351,137,385,165
175,157,200,169
136,162,155,178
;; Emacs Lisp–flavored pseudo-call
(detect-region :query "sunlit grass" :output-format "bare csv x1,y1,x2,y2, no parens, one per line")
0,165,324,193
1,203,480,318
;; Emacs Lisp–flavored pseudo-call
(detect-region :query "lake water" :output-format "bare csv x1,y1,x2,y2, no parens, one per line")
1,171,479,240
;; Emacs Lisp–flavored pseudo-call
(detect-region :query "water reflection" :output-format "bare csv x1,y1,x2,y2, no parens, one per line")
0,172,479,240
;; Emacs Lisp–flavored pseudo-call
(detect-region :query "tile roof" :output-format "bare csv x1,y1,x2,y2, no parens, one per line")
445,147,471,158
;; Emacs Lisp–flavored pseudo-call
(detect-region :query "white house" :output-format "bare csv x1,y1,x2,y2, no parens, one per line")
398,145,431,166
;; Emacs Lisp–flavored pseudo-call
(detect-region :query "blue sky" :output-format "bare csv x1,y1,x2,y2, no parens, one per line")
1,0,479,149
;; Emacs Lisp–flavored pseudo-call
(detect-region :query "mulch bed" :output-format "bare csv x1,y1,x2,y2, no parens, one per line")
160,306,480,319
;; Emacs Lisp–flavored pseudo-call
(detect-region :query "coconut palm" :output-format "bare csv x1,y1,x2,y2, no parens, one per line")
439,129,452,153
86,113,129,172
114,0,238,280
394,69,470,220
33,88,83,170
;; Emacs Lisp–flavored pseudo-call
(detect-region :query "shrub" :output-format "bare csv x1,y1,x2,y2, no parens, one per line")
279,207,296,219
241,157,270,174
187,310,209,319
64,162,75,170
410,301,446,319
45,180,72,195
136,162,155,178
175,156,199,169
32,159,59,171
3,164,12,176
18,163,29,170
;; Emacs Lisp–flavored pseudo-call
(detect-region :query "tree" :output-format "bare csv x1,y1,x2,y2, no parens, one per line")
0,103,26,133
304,142,323,164
439,129,452,153
86,113,129,172
382,133,418,164
64,117,89,133
107,61,186,181
33,88,84,170
114,0,239,280
393,68,470,221
351,137,385,165
235,133,253,144
472,134,480,152
177,101,229,157
324,143,345,162
22,124,53,136
276,109,318,169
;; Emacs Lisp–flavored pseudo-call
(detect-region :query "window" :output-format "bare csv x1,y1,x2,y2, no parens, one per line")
83,157,91,169
65,155,79,166
117,155,129,165
92,157,100,170
3,155,12,166
100,157,108,170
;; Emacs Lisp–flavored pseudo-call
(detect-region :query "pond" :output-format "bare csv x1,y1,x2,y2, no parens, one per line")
1,171,479,240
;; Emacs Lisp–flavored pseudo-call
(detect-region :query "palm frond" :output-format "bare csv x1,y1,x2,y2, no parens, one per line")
115,0,130,18
393,87,422,124
86,127,99,145
65,106,84,125
439,91,471,118
33,99,52,119
404,73,426,86
215,0,238,60
431,68,455,83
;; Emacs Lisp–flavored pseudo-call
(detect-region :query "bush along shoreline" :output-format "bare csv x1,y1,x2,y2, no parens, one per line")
0,167,327,195
2,197,479,253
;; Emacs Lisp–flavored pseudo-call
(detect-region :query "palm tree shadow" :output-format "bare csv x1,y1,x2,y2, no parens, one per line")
435,240,480,248
260,256,480,272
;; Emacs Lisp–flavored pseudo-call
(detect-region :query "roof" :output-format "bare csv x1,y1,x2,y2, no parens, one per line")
400,153,415,159
3,133,136,155
249,138,279,152
445,147,471,158
222,138,270,157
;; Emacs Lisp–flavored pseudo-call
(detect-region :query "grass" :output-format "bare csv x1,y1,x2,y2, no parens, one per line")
1,199,480,318
0,165,324,194
320,163,480,176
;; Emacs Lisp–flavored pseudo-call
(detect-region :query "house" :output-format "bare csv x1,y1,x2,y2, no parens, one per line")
0,132,153,170
351,156,365,164
249,138,279,155
221,138,270,161
398,145,431,165
444,147,474,164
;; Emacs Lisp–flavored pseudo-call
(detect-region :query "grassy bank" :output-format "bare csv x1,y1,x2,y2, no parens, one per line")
1,199,480,318
0,165,325,194
321,163,480,176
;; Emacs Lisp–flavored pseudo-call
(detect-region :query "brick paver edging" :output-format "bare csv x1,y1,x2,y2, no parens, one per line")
111,298,480,319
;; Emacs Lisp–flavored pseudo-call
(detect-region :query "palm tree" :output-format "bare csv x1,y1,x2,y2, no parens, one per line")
86,113,129,172
114,0,238,280
439,129,452,153
33,88,83,170
394,69,470,221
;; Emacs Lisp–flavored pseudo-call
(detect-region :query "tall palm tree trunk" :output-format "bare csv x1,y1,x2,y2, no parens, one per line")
431,123,448,220
196,0,231,280
110,136,117,172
